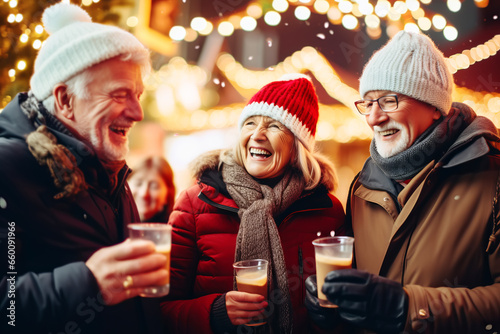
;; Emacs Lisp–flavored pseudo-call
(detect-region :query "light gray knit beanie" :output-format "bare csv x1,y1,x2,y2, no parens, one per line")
30,2,149,101
359,31,453,114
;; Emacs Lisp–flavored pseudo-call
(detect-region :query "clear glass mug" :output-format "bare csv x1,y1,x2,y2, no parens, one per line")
127,223,172,297
312,236,354,308
233,259,268,326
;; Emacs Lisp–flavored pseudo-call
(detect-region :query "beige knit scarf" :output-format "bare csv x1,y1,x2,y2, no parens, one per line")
221,152,305,334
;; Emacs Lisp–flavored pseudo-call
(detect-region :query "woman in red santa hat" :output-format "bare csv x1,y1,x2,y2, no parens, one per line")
161,73,346,334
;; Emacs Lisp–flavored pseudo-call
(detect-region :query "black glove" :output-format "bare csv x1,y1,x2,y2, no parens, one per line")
322,269,408,334
304,275,339,330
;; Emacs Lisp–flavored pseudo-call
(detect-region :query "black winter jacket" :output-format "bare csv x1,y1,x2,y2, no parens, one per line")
0,93,163,334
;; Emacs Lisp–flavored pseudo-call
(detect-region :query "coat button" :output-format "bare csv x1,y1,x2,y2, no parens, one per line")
83,213,87,219
418,309,427,317
0,197,6,209
383,197,390,202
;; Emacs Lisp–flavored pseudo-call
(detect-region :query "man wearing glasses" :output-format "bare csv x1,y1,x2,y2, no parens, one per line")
306,31,500,333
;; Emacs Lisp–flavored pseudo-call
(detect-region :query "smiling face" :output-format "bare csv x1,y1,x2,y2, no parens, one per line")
239,115,295,179
70,58,144,162
365,90,441,158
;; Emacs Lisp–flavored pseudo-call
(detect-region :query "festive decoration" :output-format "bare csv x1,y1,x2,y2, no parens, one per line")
0,0,136,106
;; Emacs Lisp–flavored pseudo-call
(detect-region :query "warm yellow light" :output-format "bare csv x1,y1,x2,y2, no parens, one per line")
17,60,26,70
184,28,198,42
272,0,289,12
406,0,420,11
247,4,263,18
8,69,15,77
32,39,42,49
199,21,213,36
358,2,374,15
443,26,458,41
404,23,419,33
342,14,358,30
432,14,446,30
338,1,353,13
388,8,401,21
264,11,282,26
417,17,432,31
365,15,380,28
15,13,22,22
375,0,390,17
240,16,257,31
35,24,43,34
82,0,92,5
394,1,408,14
9,0,17,8
327,7,342,24
191,17,207,31
20,34,28,43
169,26,187,41
447,0,462,12
411,8,425,19
217,21,234,36
126,16,138,28
7,14,15,23
314,0,330,14
295,6,311,20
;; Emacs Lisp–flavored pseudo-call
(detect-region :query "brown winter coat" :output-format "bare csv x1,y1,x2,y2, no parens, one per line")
348,113,500,333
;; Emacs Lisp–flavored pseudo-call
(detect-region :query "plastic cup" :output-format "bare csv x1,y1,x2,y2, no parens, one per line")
312,236,354,308
233,259,268,326
127,223,172,297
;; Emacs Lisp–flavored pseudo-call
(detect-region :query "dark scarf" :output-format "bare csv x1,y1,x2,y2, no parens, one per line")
221,151,305,334
370,106,475,180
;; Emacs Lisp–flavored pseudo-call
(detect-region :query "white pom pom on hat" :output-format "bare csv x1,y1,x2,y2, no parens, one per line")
30,2,149,101
359,30,453,114
238,73,319,151
42,3,91,34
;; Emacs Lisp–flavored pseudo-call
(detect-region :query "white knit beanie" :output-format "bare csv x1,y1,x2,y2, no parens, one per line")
359,31,453,114
30,2,149,101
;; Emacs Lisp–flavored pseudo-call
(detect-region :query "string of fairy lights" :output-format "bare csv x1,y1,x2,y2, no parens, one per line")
1,0,499,140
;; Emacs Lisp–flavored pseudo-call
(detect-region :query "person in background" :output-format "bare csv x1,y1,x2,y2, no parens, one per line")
161,74,345,333
0,3,167,333
129,156,176,222
305,30,500,333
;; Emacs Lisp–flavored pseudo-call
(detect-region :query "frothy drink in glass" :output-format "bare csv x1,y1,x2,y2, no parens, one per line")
233,259,268,326
128,223,172,297
313,236,354,308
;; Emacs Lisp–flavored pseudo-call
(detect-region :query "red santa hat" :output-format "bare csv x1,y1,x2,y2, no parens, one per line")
238,73,319,151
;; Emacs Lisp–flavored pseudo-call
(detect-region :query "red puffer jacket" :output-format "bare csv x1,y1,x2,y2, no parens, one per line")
161,152,345,333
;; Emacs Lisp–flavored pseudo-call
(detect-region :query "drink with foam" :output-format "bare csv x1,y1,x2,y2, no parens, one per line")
312,236,354,308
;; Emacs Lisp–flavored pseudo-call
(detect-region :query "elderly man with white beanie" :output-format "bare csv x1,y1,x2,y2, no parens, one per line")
0,3,167,334
305,31,500,333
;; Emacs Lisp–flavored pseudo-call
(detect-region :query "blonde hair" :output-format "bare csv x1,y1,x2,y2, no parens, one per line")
229,137,336,191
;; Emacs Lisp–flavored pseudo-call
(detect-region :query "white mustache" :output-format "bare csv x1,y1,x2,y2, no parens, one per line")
373,120,403,133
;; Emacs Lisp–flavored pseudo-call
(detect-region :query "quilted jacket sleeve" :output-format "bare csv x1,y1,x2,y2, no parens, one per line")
160,187,222,334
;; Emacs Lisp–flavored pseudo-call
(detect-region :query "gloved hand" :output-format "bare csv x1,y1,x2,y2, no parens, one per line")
304,275,339,330
322,269,408,334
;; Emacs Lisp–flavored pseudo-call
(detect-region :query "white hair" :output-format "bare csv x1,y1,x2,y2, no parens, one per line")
42,51,150,113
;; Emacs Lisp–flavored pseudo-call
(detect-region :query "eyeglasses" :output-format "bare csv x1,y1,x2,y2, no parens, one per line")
354,94,399,116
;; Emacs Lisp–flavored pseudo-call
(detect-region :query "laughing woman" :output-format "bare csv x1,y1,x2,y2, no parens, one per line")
161,74,345,334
